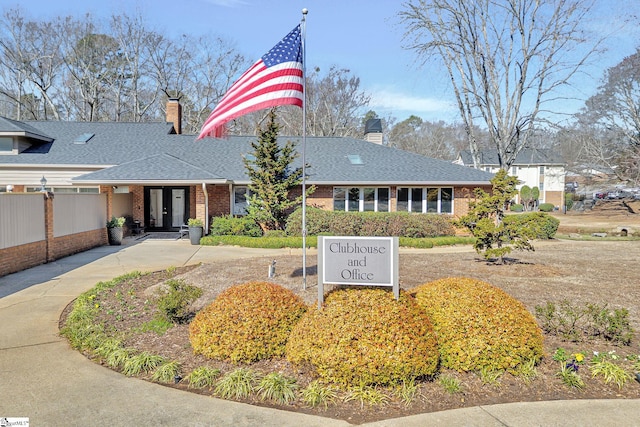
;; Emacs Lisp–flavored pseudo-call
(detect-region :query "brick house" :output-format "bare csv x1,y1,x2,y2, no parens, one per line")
0,101,494,233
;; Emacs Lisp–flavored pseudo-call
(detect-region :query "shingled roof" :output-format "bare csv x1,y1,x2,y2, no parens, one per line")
0,120,494,186
457,149,565,166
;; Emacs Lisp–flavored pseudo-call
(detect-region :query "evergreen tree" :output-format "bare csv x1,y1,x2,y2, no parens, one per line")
520,185,532,211
243,109,313,231
457,169,538,263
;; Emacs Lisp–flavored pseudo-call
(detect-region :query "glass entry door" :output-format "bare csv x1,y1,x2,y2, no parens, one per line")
171,189,185,228
144,187,189,231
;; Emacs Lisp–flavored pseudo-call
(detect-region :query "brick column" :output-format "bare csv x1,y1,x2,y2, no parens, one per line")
195,185,206,223
43,192,55,262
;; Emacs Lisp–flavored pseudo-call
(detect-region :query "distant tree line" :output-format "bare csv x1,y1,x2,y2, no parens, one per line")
1,5,640,182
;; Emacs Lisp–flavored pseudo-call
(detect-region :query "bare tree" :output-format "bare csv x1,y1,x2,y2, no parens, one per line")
303,66,371,137
0,9,248,129
0,8,67,120
399,0,601,169
577,49,640,184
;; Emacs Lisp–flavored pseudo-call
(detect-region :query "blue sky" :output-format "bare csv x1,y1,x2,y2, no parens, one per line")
6,0,640,124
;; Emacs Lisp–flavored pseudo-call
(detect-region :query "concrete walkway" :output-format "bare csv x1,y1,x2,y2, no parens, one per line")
1,238,639,426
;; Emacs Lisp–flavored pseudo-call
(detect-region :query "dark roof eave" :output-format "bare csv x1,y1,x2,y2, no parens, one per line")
70,179,230,185
305,180,492,186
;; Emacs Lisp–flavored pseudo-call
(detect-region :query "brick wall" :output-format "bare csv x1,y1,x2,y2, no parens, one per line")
0,192,108,278
307,184,485,217
0,241,47,276
208,185,230,217
50,229,107,261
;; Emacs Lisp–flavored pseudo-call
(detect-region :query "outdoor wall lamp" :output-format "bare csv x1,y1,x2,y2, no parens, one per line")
40,176,47,192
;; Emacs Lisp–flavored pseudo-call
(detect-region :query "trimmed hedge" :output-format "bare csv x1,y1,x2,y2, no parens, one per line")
285,207,455,238
504,212,559,239
189,282,307,363
210,215,262,237
539,203,555,212
412,277,544,373
286,288,439,387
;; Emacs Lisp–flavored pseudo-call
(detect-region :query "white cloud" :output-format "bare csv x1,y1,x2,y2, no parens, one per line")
368,88,455,118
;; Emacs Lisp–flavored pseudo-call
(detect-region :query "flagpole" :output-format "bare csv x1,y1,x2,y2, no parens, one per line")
301,8,308,290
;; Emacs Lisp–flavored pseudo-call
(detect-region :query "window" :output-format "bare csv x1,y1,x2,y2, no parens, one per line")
377,188,389,212
411,188,423,213
441,188,453,214
333,187,390,212
233,186,253,215
397,187,453,214
427,188,439,212
0,137,12,153
26,186,99,193
397,188,409,212
539,166,545,175
348,187,360,212
333,187,346,211
397,188,424,213
363,188,375,211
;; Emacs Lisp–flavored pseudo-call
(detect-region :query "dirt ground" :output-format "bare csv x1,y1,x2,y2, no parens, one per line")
63,209,640,425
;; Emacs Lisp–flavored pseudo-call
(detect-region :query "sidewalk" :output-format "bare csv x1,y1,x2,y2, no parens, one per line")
1,237,639,426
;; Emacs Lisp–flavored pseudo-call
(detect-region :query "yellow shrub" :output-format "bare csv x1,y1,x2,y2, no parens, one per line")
412,277,544,373
286,288,439,387
189,281,307,363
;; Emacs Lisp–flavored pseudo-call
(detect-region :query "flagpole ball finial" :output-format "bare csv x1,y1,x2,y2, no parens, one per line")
302,8,308,15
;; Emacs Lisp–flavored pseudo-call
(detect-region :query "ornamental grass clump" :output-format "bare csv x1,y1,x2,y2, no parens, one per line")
285,288,439,388
189,281,307,363
412,277,544,373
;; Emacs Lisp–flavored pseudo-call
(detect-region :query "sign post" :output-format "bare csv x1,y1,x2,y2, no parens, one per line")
317,236,399,308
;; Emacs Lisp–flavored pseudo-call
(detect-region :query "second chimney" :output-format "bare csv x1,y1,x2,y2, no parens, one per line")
364,118,383,145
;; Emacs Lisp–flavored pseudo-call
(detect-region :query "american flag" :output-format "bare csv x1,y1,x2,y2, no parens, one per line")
197,25,303,139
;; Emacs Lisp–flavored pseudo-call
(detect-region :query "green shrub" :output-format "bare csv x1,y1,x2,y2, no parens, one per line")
539,203,555,212
589,355,632,389
344,384,389,408
185,366,221,389
504,212,559,239
565,193,574,210
412,277,544,373
257,372,298,404
286,288,439,387
152,360,181,383
301,381,338,408
210,215,262,237
535,300,633,345
122,351,166,376
510,203,524,212
189,281,307,363
438,375,462,394
285,207,455,238
187,218,203,227
155,279,203,324
214,368,260,399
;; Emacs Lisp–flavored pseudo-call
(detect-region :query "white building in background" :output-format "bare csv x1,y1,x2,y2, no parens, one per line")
455,149,566,208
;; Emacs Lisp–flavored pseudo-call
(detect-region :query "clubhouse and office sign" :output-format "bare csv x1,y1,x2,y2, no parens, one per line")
317,236,399,307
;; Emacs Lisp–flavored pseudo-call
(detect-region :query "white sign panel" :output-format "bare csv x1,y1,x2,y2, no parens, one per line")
318,236,399,307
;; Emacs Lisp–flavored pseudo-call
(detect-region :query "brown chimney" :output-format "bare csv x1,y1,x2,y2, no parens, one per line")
166,98,182,134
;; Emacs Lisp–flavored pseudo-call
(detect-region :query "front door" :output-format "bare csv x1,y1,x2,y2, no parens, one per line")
144,186,189,231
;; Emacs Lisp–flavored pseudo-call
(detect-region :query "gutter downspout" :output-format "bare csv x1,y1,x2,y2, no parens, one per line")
202,183,209,234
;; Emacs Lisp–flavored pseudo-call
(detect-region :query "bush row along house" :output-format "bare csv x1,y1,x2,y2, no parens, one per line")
455,149,566,208
0,100,496,233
